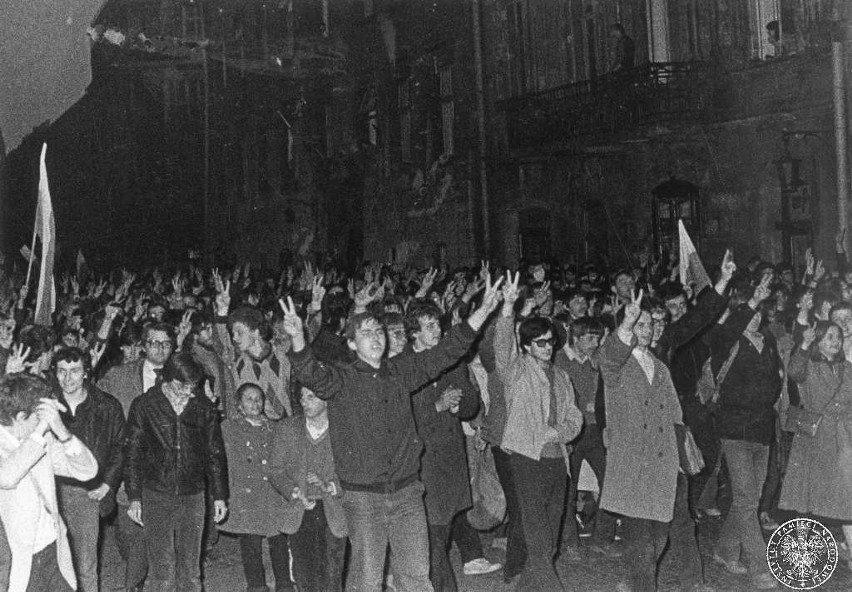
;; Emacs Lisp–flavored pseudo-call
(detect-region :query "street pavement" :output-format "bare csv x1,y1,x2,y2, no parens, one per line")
96,514,852,591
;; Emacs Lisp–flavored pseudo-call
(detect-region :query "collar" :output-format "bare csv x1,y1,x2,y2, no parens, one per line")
352,358,384,374
142,359,161,374
563,345,590,364
246,341,273,363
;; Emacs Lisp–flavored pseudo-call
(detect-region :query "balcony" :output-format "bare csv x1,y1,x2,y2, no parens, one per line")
503,50,833,152
504,62,718,150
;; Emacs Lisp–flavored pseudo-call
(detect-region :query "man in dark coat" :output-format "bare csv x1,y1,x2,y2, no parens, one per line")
404,300,500,591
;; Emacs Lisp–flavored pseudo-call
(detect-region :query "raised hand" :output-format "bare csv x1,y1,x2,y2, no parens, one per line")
804,248,815,276
720,249,736,281
622,289,644,329
533,281,551,306
5,344,31,375
177,310,193,348
90,342,107,369
501,271,521,312
94,278,107,299
215,280,231,316
416,268,438,298
479,260,490,283
801,322,817,349
751,274,772,305
354,282,379,308
469,272,504,327
814,259,826,282
278,297,305,349
797,290,814,313
462,277,485,303
212,268,224,294
309,276,326,314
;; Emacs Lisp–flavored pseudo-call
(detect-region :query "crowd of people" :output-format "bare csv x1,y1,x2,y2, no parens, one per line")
1,235,852,592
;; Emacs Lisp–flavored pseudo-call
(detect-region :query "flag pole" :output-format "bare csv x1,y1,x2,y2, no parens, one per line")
25,204,38,286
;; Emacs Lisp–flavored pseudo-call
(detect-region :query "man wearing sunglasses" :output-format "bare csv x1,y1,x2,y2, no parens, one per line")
494,272,583,591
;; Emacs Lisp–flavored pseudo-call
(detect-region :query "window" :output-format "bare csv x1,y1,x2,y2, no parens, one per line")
749,0,778,59
398,79,411,161
439,65,454,156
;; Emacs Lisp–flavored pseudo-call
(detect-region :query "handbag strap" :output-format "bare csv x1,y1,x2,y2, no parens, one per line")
715,341,740,388
813,362,845,415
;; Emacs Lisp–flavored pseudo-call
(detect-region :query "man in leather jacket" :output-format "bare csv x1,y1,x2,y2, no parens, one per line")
124,352,228,592
54,347,125,592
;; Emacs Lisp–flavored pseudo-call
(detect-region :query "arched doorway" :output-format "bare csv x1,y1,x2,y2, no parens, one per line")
651,177,701,260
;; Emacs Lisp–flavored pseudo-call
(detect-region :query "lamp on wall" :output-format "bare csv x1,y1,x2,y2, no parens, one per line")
775,136,801,191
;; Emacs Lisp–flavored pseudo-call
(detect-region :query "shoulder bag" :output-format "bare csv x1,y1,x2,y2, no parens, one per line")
784,366,844,437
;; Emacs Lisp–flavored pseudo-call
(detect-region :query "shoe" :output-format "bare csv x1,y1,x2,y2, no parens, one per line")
587,543,623,559
491,536,507,550
463,558,502,576
712,552,748,575
751,573,779,589
760,512,780,531
703,507,722,517
562,545,583,562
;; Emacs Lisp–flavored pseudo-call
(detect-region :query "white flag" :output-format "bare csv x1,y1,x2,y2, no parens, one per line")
678,219,711,293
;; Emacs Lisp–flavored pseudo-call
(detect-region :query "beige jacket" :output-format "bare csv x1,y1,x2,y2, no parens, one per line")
494,316,583,460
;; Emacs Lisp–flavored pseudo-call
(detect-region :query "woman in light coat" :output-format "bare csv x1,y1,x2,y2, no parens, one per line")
781,321,852,561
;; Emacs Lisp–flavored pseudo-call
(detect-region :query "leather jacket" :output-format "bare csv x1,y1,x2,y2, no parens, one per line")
58,384,126,491
125,385,228,501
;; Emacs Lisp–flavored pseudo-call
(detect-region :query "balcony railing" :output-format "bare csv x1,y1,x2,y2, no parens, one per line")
504,62,718,149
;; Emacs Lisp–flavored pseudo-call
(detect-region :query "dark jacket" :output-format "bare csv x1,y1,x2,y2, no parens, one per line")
408,348,480,526
287,322,477,488
710,306,783,444
124,386,229,501
58,384,126,492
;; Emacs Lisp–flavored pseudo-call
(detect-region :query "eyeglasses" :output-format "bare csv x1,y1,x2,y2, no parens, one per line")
532,337,555,347
146,340,173,350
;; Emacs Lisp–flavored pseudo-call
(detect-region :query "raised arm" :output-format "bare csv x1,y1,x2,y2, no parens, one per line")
390,273,504,392
599,289,642,380
662,249,734,352
280,297,343,400
788,324,815,384
493,271,521,385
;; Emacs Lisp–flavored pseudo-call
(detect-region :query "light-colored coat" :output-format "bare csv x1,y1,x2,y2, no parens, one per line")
780,350,852,520
494,316,583,461
599,333,682,523
0,430,98,592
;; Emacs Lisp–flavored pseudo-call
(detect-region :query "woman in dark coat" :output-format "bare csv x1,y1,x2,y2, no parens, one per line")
781,321,852,560
220,383,292,592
